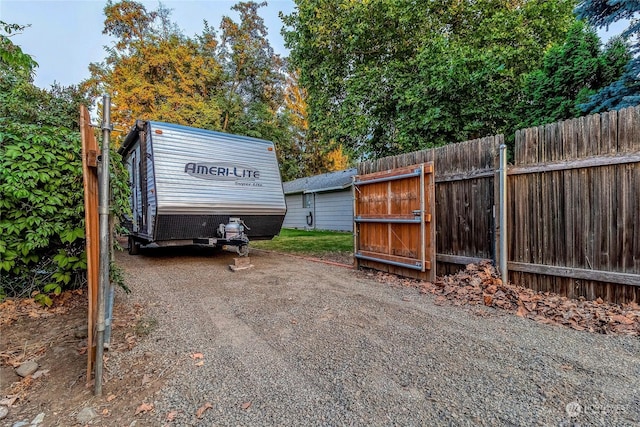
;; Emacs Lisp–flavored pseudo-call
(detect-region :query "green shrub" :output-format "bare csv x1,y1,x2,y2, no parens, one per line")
1,23,130,302
0,122,87,302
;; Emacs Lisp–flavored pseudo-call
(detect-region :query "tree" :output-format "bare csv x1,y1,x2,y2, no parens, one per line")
0,22,131,303
0,72,90,132
325,145,350,171
86,0,297,150
218,1,287,141
277,69,350,181
87,1,314,182
283,0,576,159
277,70,305,180
517,20,630,127
88,0,350,181
0,20,37,75
576,0,640,111
1,20,90,131
85,1,226,131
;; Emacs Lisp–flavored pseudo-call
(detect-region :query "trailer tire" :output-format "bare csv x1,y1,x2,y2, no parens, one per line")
128,236,140,255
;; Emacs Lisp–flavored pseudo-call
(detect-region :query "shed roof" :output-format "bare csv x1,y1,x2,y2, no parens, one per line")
283,168,357,194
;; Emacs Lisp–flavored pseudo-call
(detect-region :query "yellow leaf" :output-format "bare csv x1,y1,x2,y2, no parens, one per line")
196,402,212,418
135,402,154,415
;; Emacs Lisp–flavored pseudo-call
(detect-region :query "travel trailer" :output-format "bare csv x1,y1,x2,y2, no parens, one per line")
119,120,286,255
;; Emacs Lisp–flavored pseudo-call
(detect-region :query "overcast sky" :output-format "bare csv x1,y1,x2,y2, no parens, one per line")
1,0,295,89
1,1,628,91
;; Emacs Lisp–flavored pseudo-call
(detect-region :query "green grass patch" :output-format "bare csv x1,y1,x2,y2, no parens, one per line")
251,228,353,254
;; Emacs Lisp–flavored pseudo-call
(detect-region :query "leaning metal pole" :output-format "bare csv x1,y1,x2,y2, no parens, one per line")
499,144,508,285
95,94,112,396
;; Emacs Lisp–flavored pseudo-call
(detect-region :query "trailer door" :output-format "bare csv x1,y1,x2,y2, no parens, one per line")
129,150,140,233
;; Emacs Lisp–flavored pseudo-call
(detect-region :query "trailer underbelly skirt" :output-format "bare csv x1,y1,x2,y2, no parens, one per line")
154,214,284,241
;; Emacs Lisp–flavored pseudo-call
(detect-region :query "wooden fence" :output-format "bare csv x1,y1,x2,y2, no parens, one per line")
358,106,639,303
509,107,640,303
359,136,502,275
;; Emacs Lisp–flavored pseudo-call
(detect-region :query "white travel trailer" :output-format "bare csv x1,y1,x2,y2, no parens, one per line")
119,120,286,255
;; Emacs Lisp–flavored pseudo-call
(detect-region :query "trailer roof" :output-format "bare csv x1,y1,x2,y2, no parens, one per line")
119,120,275,156
283,168,357,195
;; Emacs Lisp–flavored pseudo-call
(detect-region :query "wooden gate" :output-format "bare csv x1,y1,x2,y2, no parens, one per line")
353,163,435,281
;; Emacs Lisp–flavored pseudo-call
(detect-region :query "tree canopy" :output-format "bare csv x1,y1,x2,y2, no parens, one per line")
517,20,630,128
84,0,343,180
85,1,226,130
0,24,96,301
283,0,577,158
0,20,37,75
575,0,640,111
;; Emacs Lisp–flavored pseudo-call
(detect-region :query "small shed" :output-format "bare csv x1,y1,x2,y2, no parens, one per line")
282,168,356,232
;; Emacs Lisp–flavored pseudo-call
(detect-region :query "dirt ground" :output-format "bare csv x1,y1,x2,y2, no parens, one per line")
0,248,352,427
1,247,638,426
0,281,154,426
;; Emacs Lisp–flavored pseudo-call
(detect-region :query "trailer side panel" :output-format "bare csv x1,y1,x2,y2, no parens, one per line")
149,122,286,217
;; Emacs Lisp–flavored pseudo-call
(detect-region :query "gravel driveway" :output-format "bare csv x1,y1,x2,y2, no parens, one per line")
111,247,640,427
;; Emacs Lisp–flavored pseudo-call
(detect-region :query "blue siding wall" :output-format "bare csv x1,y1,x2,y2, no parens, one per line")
283,189,353,232
315,191,353,232
283,194,312,229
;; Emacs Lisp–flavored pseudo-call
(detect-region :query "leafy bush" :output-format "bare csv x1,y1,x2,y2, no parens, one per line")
1,22,130,303
0,122,87,302
0,121,131,303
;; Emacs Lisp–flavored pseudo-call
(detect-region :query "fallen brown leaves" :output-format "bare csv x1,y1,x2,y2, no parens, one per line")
135,402,154,415
0,289,83,327
196,402,212,418
0,343,47,368
5,376,34,403
372,261,640,336
110,303,145,351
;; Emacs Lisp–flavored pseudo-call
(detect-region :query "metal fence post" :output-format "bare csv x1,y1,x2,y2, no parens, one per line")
95,94,112,396
499,144,508,285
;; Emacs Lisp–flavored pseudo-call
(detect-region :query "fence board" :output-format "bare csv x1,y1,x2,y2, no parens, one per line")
508,152,640,175
80,105,99,384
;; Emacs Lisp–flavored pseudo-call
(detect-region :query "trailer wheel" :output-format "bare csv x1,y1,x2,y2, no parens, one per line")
128,236,140,255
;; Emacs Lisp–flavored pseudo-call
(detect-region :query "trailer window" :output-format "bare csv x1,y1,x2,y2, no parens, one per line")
303,193,312,208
